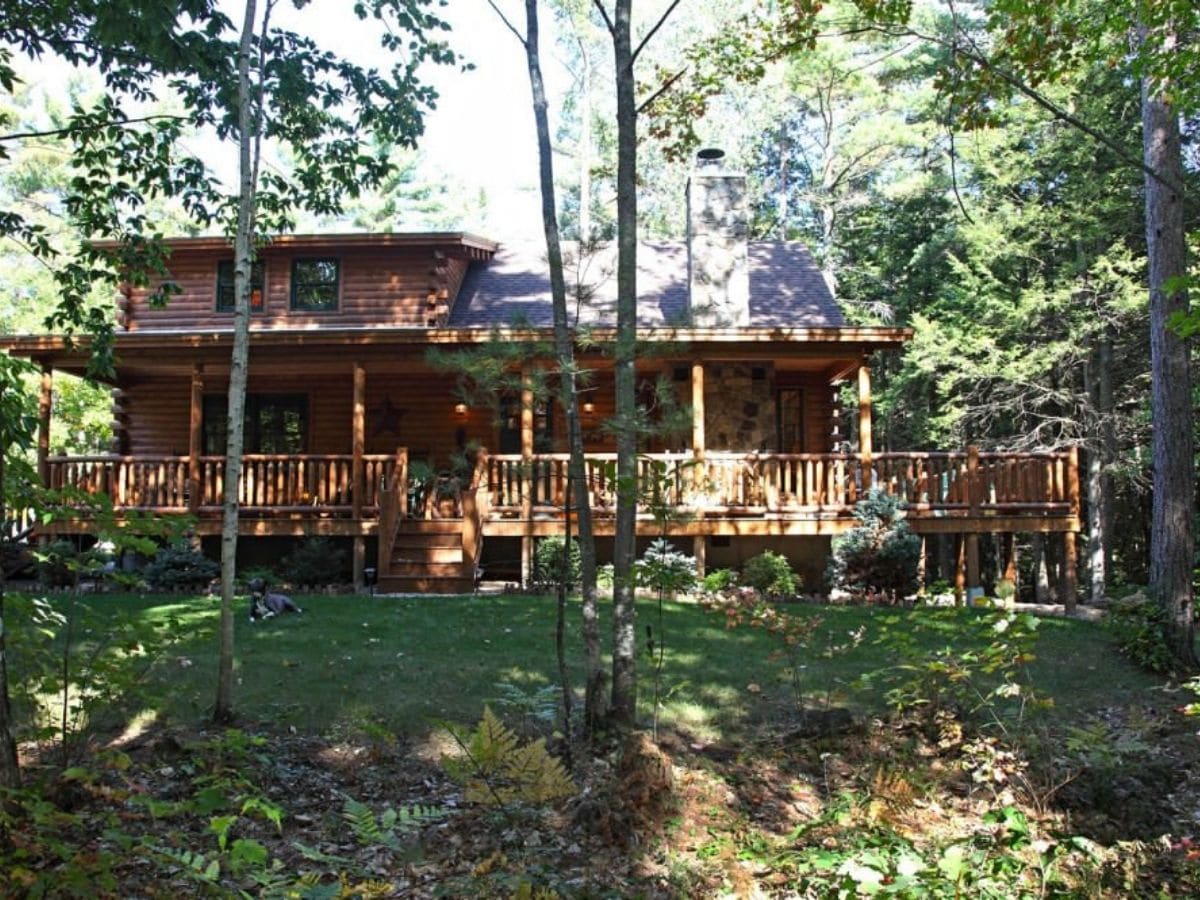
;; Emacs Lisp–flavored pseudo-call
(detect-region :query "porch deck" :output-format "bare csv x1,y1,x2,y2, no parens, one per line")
40,447,1079,537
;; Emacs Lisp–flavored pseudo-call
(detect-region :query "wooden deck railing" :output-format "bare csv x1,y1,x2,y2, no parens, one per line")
484,448,1077,519
46,454,394,514
42,447,1078,523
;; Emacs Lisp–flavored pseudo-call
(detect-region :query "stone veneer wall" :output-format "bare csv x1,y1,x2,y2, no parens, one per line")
704,362,776,452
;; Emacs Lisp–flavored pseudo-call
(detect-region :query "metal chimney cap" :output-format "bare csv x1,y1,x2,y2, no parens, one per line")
696,147,725,166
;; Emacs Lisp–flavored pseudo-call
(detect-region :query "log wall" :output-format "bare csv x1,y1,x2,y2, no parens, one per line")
125,247,472,330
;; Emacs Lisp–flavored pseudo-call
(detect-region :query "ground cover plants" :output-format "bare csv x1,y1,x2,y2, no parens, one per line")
0,589,1197,896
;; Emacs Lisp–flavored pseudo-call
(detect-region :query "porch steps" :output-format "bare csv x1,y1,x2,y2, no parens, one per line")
378,519,476,594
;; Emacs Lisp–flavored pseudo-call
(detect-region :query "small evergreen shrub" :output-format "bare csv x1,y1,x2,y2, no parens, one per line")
279,537,348,587
635,538,697,596
1105,592,1173,674
742,551,800,598
827,489,920,602
534,536,581,588
142,541,219,590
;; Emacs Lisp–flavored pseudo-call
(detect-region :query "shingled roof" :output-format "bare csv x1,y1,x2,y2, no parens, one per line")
448,240,844,329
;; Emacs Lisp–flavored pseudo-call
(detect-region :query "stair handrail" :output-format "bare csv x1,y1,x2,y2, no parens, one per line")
377,447,408,578
461,446,489,571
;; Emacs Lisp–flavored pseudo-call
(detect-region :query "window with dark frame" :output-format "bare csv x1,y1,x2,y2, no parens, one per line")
202,394,308,454
290,258,340,311
216,260,266,312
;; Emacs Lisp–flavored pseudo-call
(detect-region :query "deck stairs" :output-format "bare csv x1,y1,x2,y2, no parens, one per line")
377,519,476,594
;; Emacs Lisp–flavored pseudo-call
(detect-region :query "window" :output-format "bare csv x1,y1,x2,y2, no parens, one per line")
290,258,340,311
498,395,553,453
777,388,805,453
203,394,307,454
216,260,266,312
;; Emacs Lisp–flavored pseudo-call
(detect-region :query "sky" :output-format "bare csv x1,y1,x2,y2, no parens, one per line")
275,0,566,239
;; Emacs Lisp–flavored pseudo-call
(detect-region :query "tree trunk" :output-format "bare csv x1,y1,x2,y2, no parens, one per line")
1141,74,1197,671
609,0,638,727
1097,336,1115,577
0,454,21,788
215,0,262,723
521,0,601,735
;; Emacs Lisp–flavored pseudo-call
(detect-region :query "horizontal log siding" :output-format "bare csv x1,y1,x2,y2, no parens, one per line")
125,379,190,454
364,376,475,465
125,248,470,331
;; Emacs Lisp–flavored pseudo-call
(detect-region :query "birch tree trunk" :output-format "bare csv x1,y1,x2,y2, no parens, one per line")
1141,72,1196,671
520,0,602,734
215,0,263,722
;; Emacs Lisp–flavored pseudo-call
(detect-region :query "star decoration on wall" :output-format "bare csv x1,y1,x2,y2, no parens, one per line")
370,396,407,437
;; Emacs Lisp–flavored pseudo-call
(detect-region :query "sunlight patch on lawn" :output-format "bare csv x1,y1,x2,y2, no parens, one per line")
109,708,160,747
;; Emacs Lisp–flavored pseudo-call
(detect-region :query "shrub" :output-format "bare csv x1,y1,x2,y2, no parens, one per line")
142,541,219,590
37,539,80,587
741,551,800,598
635,538,697,597
534,536,580,588
1105,591,1173,674
701,568,737,595
279,537,348,587
827,489,920,602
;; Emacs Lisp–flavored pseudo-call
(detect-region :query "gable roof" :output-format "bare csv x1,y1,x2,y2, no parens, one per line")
449,240,843,328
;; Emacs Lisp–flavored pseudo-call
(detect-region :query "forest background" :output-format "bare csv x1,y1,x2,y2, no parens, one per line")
3,0,1194,602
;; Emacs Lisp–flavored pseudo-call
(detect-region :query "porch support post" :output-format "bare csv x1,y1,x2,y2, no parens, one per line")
352,361,366,589
693,535,706,578
691,361,706,500
520,365,534,586
36,361,52,486
857,360,872,492
1061,533,1078,612
916,534,927,596
189,364,203,514
965,534,981,602
1063,445,1080,611
954,534,966,606
1002,533,1019,607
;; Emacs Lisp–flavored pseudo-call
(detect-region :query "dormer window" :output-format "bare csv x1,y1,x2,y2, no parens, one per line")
290,258,340,311
216,260,266,312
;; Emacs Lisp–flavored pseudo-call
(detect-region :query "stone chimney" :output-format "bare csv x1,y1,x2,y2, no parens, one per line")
686,148,749,327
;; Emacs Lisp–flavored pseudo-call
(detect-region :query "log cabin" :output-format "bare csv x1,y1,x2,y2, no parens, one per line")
1,152,1081,598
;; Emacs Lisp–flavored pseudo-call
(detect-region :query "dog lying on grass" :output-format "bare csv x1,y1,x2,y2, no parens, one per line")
248,578,304,622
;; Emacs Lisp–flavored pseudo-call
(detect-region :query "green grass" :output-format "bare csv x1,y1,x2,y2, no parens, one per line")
9,591,1169,742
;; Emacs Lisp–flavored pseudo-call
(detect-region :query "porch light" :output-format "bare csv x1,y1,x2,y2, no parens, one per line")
454,402,468,416
582,401,595,415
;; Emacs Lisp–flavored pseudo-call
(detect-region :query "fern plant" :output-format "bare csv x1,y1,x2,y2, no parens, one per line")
341,797,447,852
442,707,575,806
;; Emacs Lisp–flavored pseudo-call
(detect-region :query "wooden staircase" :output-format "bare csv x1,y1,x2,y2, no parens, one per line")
376,447,488,594
378,519,476,594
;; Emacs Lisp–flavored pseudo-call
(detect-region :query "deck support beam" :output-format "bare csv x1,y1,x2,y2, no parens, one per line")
189,365,203,514
693,535,706,577
37,362,53,486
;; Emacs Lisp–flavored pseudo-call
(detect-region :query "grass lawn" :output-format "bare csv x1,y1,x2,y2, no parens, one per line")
20,590,1167,742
